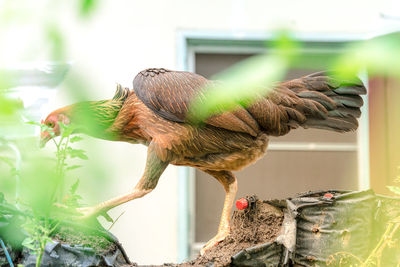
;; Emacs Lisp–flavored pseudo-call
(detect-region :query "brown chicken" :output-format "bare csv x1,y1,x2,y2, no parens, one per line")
41,68,366,254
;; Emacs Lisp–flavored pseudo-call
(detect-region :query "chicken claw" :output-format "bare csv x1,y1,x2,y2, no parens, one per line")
200,228,230,256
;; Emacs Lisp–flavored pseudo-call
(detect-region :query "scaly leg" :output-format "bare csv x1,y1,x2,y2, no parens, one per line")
200,170,238,255
78,143,169,219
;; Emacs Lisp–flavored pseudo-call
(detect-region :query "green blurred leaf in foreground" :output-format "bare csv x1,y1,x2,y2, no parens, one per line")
0,94,23,115
189,31,300,122
333,32,400,79
45,23,65,61
79,0,98,18
387,186,400,195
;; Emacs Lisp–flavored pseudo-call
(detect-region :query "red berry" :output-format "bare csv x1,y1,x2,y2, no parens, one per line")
236,198,248,210
324,193,334,198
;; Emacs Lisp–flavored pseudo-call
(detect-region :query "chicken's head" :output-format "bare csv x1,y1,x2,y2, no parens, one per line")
40,112,70,148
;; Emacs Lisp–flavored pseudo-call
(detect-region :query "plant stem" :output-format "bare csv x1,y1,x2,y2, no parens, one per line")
362,218,400,267
52,136,69,202
36,250,43,267
58,136,69,197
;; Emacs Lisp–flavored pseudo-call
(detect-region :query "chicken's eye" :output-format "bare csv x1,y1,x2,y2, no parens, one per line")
47,122,55,128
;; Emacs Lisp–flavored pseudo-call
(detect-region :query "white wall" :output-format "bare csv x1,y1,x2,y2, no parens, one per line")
2,0,400,264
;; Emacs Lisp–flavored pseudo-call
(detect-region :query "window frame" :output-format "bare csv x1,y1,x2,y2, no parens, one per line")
176,31,370,261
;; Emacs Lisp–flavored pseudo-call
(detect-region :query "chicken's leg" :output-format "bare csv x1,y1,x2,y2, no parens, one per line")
78,143,169,218
200,170,238,255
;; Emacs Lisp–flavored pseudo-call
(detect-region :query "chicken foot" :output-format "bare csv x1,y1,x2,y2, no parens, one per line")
77,143,168,219
200,170,238,255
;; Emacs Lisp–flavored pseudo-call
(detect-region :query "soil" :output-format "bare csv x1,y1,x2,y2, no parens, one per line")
119,197,284,267
182,199,284,267
52,223,116,254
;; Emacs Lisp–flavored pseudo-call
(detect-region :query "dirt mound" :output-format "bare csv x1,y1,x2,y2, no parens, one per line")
53,224,117,254
186,199,284,267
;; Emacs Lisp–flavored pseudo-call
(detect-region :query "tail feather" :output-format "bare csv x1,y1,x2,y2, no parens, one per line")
333,86,366,95
296,73,365,132
296,91,336,110
328,106,361,118
304,116,359,133
329,94,364,108
248,72,366,136
301,100,328,120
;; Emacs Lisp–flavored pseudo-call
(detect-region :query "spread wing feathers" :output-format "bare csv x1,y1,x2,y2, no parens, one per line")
133,68,260,136
133,69,366,137
247,72,366,136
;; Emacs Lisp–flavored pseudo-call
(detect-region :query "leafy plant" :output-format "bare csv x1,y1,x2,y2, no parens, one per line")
327,168,400,267
21,121,87,267
28,121,88,203
21,217,58,267
61,179,83,212
327,217,400,267
53,122,87,201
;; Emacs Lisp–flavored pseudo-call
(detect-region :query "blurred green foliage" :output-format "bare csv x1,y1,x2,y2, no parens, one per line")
0,0,99,64
22,217,57,267
190,32,300,122
79,0,99,18
63,179,83,210
0,1,101,265
45,24,66,62
0,96,23,115
12,121,87,267
388,186,400,195
0,0,103,203
190,31,400,122
24,121,87,206
334,32,400,79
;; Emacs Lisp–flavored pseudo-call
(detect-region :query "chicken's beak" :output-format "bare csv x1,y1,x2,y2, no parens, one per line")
40,131,51,148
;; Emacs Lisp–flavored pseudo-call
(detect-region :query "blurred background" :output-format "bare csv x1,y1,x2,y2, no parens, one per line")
0,0,399,265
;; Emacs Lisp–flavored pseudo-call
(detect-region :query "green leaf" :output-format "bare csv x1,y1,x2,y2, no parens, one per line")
62,179,83,209
80,0,98,17
58,122,75,137
70,136,83,143
66,165,82,171
50,222,60,233
58,121,65,130
387,186,400,195
26,121,41,126
66,148,88,160
22,237,36,251
70,179,80,194
38,224,48,232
